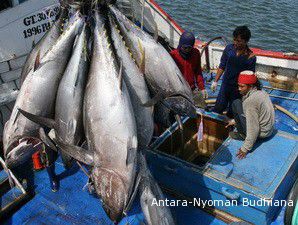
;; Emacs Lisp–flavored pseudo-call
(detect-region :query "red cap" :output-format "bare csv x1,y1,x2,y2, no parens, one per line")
238,70,257,84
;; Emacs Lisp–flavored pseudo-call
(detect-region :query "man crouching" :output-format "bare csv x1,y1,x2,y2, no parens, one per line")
226,71,275,159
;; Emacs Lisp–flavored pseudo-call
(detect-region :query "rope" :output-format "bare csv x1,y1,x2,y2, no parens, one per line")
274,104,298,123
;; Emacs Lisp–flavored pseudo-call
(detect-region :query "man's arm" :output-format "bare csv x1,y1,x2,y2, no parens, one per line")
211,45,229,92
241,102,260,153
214,68,224,82
211,67,224,92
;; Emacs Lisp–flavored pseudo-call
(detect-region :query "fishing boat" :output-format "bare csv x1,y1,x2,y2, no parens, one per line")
0,0,297,224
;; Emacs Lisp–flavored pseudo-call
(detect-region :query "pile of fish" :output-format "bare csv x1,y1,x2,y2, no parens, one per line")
2,0,196,224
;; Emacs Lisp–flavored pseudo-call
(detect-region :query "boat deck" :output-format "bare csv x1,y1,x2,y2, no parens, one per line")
2,158,228,225
2,158,287,225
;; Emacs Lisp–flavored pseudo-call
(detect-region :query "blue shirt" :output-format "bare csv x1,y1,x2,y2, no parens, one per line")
219,44,256,86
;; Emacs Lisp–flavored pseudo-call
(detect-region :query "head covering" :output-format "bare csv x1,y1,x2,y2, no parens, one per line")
238,70,257,84
178,31,195,49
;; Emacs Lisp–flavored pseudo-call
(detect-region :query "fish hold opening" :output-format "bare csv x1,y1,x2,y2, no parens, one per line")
155,117,229,167
92,167,129,223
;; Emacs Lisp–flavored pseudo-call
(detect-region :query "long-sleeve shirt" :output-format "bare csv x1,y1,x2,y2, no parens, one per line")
170,48,204,90
241,88,275,152
219,44,256,86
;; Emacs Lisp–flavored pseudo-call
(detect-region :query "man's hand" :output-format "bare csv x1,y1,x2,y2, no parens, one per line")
201,89,208,99
211,81,218,92
225,119,235,128
236,148,247,159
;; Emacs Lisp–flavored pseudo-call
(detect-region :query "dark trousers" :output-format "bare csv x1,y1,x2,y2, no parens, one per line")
231,99,246,136
213,84,241,118
42,146,58,184
46,163,57,182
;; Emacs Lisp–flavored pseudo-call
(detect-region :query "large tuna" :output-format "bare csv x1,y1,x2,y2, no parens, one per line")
109,5,196,118
139,151,176,225
109,14,153,147
3,12,84,168
56,11,138,222
19,23,89,168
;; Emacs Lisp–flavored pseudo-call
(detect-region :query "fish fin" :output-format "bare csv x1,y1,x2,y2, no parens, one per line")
141,91,164,107
137,39,146,73
154,23,159,42
54,138,94,166
123,169,142,216
34,51,41,71
12,110,21,125
39,127,57,151
118,61,123,90
18,108,56,129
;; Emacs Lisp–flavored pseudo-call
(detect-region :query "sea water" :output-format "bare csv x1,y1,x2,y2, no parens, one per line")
156,0,298,53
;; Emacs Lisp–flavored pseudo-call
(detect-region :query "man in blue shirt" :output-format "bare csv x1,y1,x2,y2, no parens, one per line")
211,26,256,117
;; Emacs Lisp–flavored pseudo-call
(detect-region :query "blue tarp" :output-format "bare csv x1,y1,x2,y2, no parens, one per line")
3,159,228,225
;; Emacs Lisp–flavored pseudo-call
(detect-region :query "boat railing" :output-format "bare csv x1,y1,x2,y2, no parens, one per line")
0,156,26,194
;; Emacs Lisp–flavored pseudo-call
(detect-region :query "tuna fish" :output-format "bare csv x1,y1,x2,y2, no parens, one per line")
55,11,138,222
109,5,196,118
109,14,154,147
19,23,89,169
20,4,68,85
54,23,89,168
3,12,84,168
138,150,176,225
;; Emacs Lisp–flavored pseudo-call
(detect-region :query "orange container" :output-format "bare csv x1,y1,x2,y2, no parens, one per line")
32,151,45,171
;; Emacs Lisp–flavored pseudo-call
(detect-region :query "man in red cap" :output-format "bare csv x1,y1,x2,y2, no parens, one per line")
170,31,207,108
226,71,275,159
